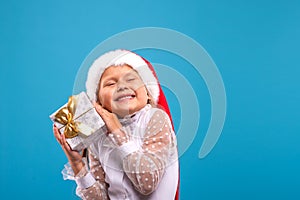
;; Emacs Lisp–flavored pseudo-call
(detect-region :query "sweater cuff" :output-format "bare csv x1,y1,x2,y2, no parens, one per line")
75,172,96,189
117,140,139,160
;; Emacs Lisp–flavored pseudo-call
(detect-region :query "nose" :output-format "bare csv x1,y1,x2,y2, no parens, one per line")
116,81,128,92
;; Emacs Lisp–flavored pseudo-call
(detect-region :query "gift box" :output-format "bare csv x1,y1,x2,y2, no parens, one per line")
50,92,106,151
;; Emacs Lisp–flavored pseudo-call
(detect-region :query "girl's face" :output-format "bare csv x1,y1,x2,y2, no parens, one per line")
98,65,149,117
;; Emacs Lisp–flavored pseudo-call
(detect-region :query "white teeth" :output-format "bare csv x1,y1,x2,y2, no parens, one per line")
117,96,133,101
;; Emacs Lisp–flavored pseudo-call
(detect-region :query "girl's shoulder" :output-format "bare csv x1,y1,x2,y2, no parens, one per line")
140,105,171,124
147,107,168,117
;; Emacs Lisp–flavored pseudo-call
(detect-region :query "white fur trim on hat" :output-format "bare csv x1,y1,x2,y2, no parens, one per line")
85,49,160,104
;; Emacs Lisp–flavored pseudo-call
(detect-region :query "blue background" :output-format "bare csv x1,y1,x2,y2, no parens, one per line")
1,0,300,199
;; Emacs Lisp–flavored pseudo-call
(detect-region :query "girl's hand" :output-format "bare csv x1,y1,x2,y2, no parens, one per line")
93,102,122,133
53,125,84,175
93,102,128,146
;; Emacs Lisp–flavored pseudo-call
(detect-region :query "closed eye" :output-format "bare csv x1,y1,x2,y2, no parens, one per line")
127,78,136,82
104,81,116,87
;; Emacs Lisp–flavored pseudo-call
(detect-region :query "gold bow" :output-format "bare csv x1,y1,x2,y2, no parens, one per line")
54,96,79,138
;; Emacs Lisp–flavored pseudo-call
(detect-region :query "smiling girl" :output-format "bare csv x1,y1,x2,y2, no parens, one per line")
53,49,179,200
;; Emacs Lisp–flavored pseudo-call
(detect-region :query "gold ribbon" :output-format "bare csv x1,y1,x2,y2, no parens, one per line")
54,96,79,138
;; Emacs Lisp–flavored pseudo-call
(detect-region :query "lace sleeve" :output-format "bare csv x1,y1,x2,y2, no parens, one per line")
75,151,109,200
122,109,177,195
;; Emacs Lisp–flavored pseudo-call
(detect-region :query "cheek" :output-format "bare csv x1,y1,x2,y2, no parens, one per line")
130,79,145,91
98,89,113,105
136,87,148,102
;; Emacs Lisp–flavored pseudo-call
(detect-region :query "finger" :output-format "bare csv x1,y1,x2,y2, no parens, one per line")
93,102,104,117
93,102,109,119
61,133,71,152
93,101,99,107
93,101,101,112
53,125,63,144
94,101,112,113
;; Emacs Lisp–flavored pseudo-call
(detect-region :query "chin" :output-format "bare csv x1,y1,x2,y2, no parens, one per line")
112,107,131,116
112,102,146,117
114,107,137,117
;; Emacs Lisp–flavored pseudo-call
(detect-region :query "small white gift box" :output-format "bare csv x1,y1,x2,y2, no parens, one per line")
50,92,106,151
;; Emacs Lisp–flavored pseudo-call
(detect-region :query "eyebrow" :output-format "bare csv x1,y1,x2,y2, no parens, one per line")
123,71,139,78
100,70,140,84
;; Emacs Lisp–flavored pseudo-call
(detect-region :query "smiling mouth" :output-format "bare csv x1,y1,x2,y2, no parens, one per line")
114,94,136,102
